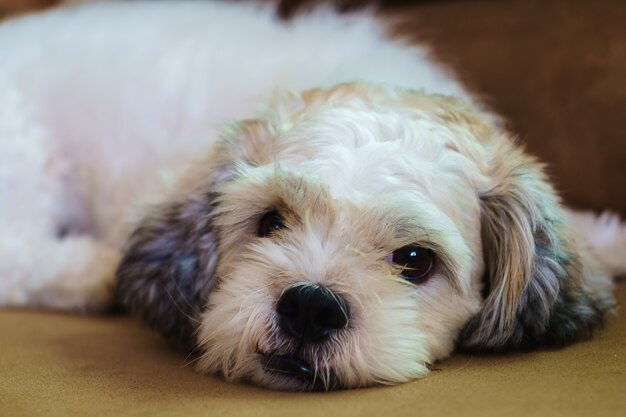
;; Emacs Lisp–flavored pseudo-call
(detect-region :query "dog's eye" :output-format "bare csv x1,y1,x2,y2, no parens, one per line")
390,245,435,282
258,211,286,237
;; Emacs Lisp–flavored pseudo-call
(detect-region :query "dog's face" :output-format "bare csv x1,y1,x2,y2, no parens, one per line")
117,84,606,391
195,87,487,389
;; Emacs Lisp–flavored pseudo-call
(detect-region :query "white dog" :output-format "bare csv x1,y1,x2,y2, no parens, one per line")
0,0,624,391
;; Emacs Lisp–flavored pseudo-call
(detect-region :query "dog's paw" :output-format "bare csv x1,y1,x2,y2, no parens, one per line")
566,209,626,278
42,240,121,312
0,236,121,312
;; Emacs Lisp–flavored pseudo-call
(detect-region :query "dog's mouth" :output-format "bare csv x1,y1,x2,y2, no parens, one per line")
258,351,333,391
260,352,314,380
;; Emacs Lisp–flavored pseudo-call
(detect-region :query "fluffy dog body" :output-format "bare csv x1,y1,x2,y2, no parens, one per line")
0,1,624,390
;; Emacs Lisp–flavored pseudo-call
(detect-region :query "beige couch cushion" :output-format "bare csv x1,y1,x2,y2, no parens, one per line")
1,282,624,416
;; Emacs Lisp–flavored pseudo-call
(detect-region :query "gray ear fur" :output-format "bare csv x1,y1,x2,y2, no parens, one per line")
459,140,611,351
116,193,218,351
115,117,272,351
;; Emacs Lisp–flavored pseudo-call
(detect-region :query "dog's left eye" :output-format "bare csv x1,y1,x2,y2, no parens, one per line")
389,245,435,282
258,211,286,237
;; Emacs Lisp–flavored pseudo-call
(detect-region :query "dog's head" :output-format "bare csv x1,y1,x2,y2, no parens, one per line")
117,83,606,390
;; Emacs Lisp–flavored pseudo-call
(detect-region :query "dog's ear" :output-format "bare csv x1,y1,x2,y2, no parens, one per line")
459,137,608,351
115,122,269,351
116,191,219,351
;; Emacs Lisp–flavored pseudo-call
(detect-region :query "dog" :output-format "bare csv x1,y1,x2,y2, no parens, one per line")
0,0,624,391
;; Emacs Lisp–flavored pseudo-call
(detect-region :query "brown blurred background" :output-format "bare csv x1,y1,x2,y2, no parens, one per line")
2,0,625,215
0,0,55,16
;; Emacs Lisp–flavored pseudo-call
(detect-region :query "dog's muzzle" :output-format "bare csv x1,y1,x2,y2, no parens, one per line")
259,284,348,388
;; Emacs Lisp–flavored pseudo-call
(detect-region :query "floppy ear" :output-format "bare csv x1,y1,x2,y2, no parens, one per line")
115,116,279,350
459,137,609,351
116,191,219,351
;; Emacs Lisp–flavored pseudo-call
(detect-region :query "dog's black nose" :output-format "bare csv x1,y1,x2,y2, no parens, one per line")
276,284,348,343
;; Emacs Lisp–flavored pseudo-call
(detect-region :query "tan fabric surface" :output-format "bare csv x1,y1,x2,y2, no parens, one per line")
1,283,625,416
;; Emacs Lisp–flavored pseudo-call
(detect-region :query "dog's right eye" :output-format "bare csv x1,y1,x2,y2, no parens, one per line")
257,211,286,237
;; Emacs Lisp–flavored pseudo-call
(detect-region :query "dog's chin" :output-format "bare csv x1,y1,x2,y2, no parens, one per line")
255,350,339,392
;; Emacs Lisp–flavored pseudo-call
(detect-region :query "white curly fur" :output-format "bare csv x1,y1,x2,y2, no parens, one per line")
0,0,480,309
